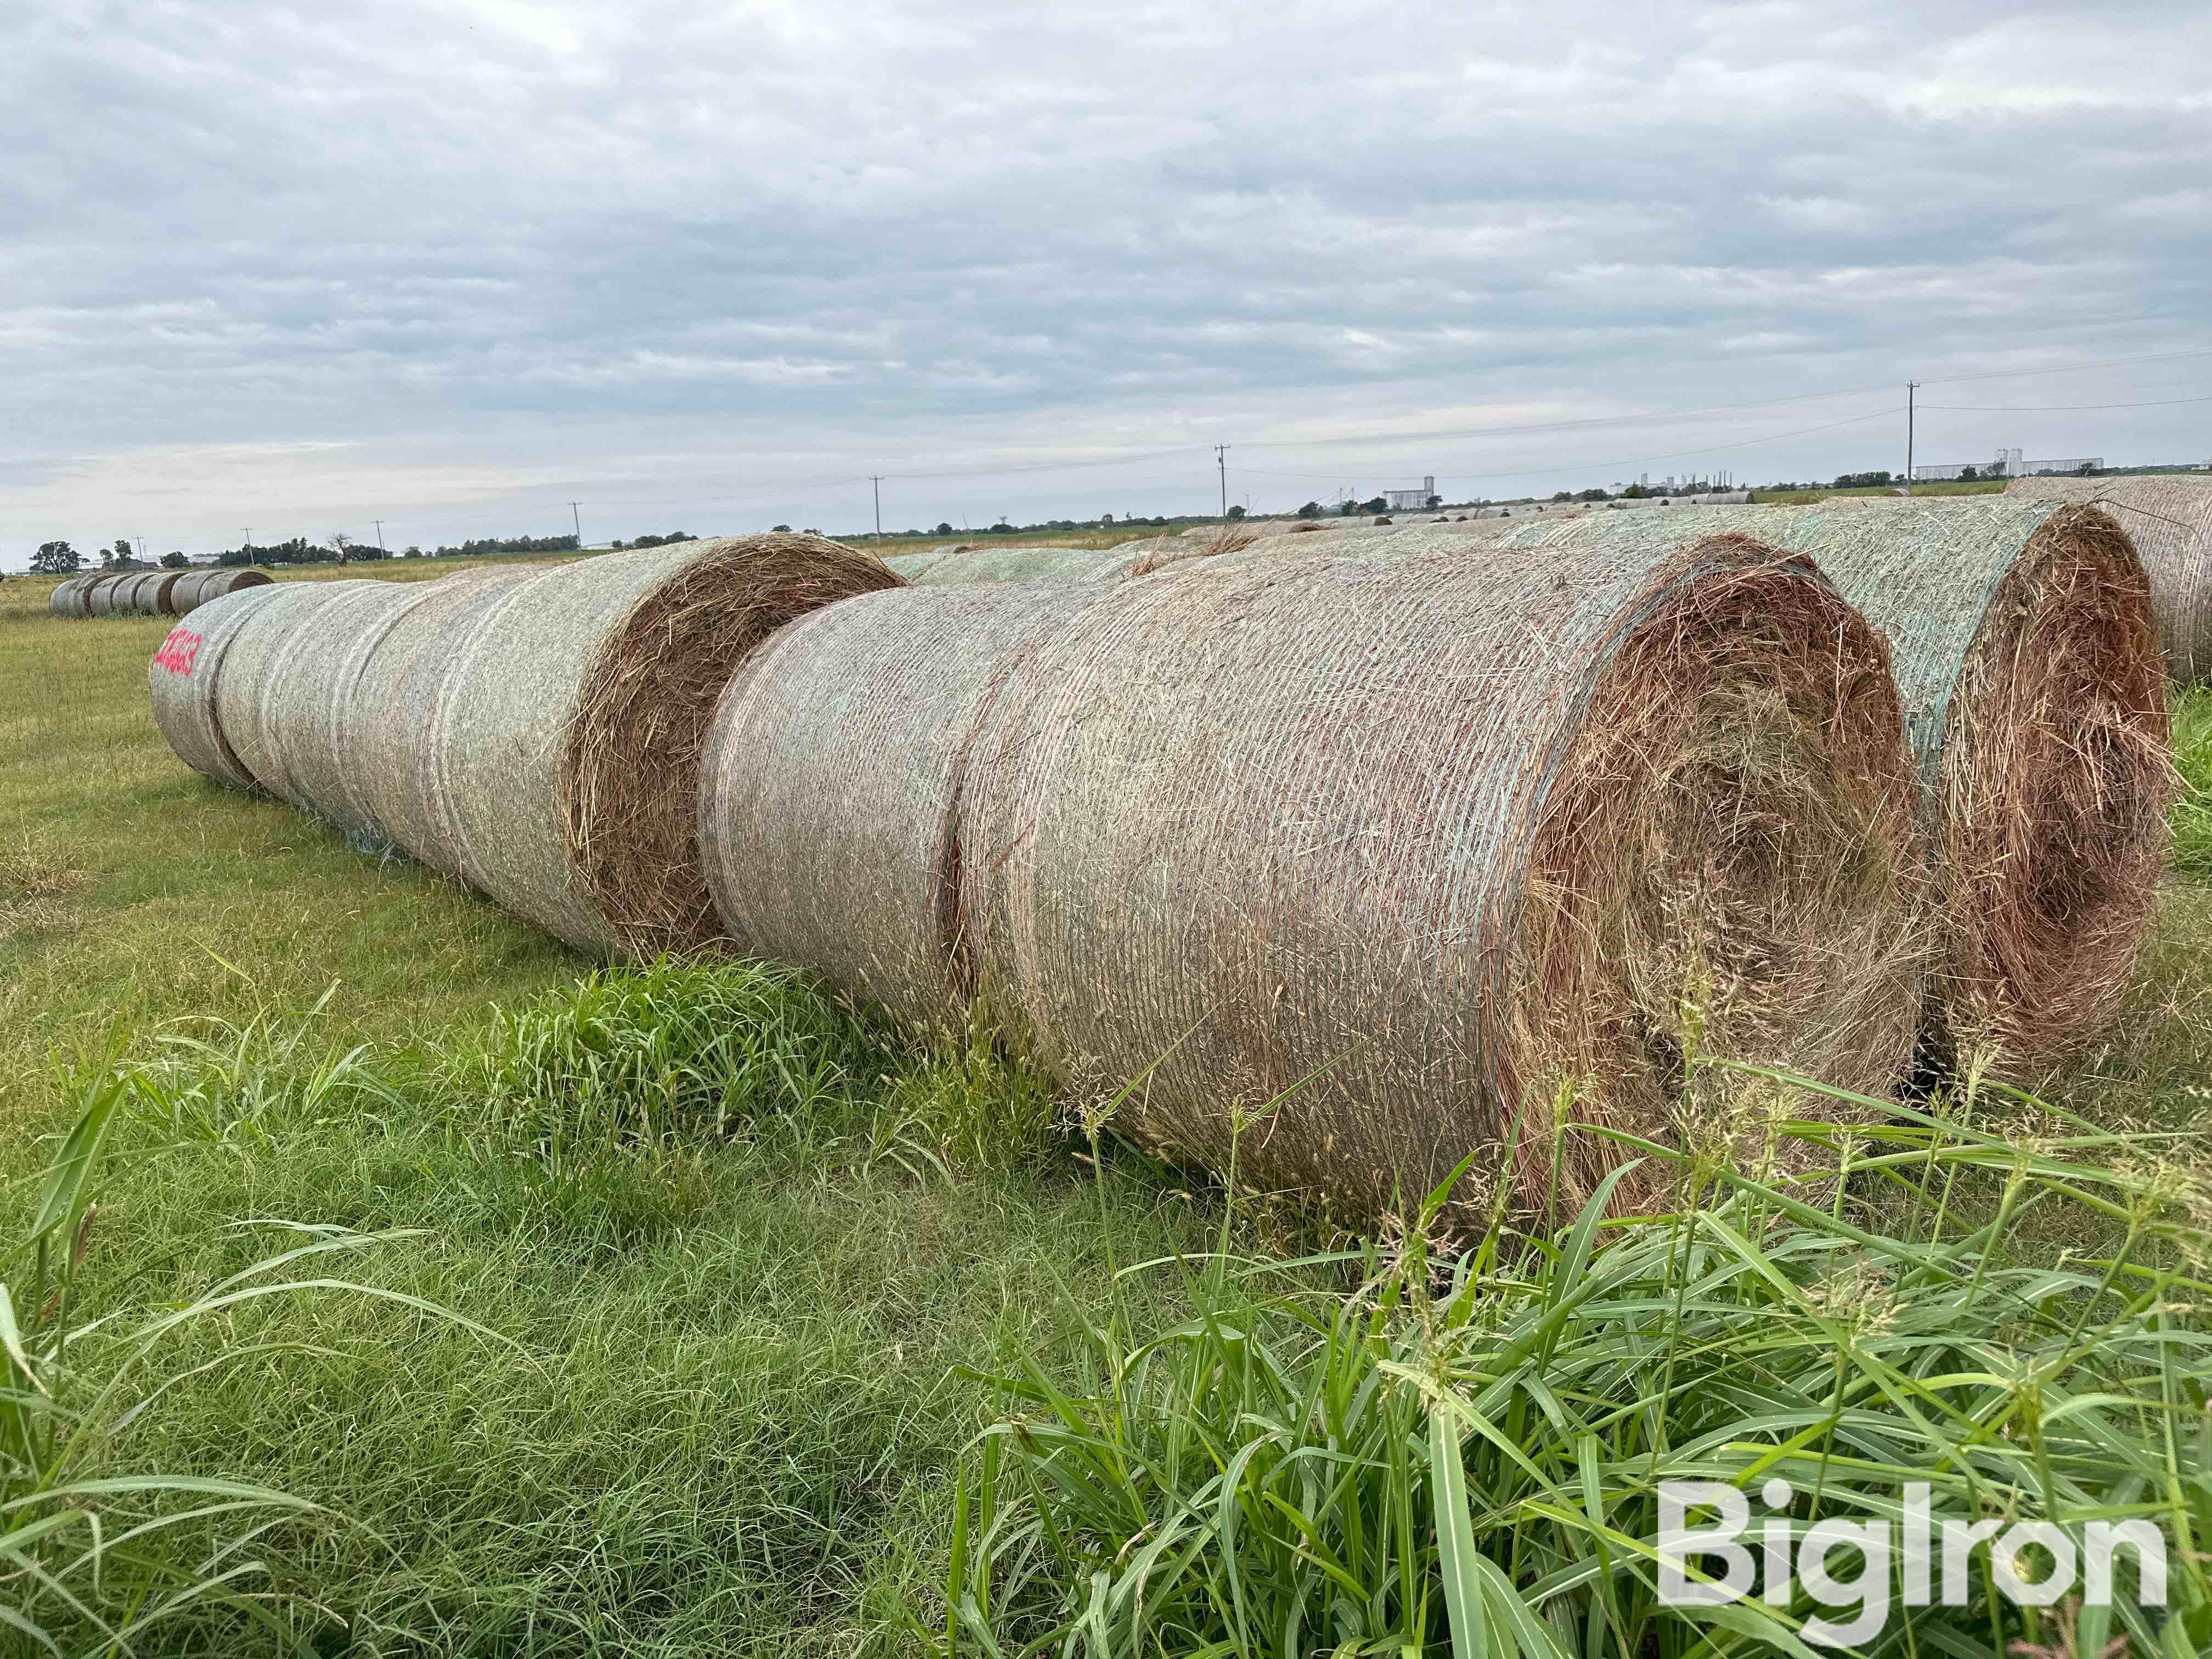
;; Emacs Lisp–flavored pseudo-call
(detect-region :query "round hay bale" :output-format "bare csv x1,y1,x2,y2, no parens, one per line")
148,570,187,614
2005,474,2212,680
112,573,166,614
708,535,1925,1222
424,534,899,956
700,582,1093,1028
171,568,274,615
48,574,99,617
903,543,1124,586
147,585,291,790
215,582,390,807
352,567,552,877
1503,499,2170,1073
84,574,129,616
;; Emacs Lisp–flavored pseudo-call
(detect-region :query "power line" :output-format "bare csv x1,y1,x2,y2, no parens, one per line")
1918,393,2212,413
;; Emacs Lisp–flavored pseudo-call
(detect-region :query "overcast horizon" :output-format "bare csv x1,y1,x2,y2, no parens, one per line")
4,1,2209,568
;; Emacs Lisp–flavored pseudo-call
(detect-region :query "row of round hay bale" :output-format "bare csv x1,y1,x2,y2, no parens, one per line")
170,567,274,613
52,566,271,617
1495,498,2171,1075
892,541,1130,586
149,537,898,957
2004,473,2212,680
701,532,1926,1222
48,573,105,616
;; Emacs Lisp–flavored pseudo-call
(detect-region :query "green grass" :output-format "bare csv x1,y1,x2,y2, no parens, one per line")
2170,687,2212,881
1748,481,2008,505
949,1077,2209,1656
2,567,2209,1651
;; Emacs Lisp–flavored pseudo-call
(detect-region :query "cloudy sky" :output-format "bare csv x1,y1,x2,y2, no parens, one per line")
4,1,2208,565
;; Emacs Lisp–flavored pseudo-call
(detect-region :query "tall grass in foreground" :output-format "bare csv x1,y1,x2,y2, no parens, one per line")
2170,686,2212,880
1,1060,497,1652
942,1066,2211,1657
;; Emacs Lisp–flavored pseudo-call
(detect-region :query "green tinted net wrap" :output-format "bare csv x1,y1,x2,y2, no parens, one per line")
699,582,1096,1029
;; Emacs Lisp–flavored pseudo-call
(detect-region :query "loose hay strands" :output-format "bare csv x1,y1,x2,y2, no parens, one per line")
146,585,291,791
699,583,1094,1029
2006,472,2212,680
712,535,1923,1224
1504,498,2171,1075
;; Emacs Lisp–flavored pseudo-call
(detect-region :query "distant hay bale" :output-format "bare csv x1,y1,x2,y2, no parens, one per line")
2005,474,2212,680
146,585,291,791
48,574,100,617
900,543,1127,586
702,535,1923,1222
1502,499,2170,1073
170,568,273,614
85,575,130,616
111,572,173,614
700,582,1091,1028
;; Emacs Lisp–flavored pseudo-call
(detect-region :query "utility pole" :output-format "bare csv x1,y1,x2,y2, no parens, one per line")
372,518,386,552
243,527,253,567
569,501,583,548
1903,382,1918,496
1215,444,1229,518
871,475,882,537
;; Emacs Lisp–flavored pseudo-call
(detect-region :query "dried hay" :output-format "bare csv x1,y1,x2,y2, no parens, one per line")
146,585,290,790
709,534,1921,1223
1502,499,2170,1074
2005,473,2212,680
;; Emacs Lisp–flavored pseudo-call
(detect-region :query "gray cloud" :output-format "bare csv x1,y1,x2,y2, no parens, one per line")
3,0,2208,558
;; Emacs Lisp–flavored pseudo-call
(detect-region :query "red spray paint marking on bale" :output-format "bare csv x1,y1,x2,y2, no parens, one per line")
153,629,203,675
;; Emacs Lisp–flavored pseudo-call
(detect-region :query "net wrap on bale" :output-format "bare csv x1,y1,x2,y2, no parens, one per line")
2005,474,2212,680
702,534,1926,1225
147,585,291,791
144,543,895,957
170,568,273,615
701,582,1094,1028
1499,499,2170,1074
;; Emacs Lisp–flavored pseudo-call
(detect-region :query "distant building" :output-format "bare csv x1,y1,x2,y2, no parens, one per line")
1383,475,1438,512
1914,446,2100,482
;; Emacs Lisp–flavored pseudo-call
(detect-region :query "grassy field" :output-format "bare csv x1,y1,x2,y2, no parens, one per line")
3,562,2208,1655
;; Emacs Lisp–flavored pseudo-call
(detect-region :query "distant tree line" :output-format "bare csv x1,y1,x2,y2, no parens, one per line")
398,533,588,559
